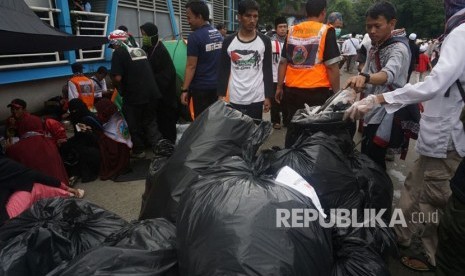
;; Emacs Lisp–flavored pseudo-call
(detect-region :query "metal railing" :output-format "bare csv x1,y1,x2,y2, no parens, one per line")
0,6,109,70
71,10,109,61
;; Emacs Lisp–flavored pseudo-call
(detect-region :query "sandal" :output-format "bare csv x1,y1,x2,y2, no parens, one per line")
273,123,282,130
400,255,435,272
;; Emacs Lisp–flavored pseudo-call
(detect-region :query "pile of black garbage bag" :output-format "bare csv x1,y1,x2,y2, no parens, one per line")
0,198,178,276
0,101,395,275
141,101,395,275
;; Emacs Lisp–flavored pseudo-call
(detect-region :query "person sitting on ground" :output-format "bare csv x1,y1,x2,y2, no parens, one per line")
5,114,69,185
68,63,95,111
60,98,101,183
4,99,30,139
43,88,69,121
0,156,83,225
90,66,110,102
94,98,131,180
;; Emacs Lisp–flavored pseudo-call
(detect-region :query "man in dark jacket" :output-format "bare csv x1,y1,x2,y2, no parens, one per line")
109,30,162,158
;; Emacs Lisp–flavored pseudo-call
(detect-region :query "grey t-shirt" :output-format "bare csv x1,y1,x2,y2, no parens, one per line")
362,39,411,124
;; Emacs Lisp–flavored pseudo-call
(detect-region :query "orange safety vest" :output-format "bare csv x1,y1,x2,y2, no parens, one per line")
284,21,331,89
70,75,95,109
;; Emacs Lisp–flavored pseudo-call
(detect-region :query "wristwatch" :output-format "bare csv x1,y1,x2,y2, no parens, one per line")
181,87,188,93
359,72,370,84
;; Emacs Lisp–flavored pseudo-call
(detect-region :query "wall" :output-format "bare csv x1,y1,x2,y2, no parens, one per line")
0,77,68,119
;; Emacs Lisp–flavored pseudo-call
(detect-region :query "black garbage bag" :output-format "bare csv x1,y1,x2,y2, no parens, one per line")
285,106,353,148
265,132,396,274
47,218,179,276
140,101,258,222
0,198,128,276
332,233,390,276
266,132,363,211
141,155,169,213
177,122,333,275
348,151,393,220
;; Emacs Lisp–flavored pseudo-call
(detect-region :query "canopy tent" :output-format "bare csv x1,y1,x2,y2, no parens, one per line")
0,0,108,55
162,39,187,96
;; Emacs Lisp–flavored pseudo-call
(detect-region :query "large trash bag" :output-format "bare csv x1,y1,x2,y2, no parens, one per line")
0,198,128,276
348,151,393,220
177,123,333,275
139,101,258,222
47,218,179,276
285,102,354,148
332,234,390,276
264,132,395,275
266,132,362,211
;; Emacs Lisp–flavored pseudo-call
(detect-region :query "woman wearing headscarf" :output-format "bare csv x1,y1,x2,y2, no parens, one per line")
140,22,178,143
94,98,131,180
5,114,69,185
61,98,101,183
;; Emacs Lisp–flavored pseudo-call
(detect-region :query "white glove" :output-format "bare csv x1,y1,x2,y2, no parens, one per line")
343,94,380,121
332,89,356,105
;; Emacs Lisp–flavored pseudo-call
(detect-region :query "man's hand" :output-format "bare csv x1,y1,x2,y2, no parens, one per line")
263,98,271,113
346,75,367,93
180,92,188,106
218,96,226,101
275,85,283,104
343,94,380,121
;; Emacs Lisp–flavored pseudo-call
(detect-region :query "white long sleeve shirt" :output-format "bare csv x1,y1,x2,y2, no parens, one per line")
383,24,465,158
341,38,359,56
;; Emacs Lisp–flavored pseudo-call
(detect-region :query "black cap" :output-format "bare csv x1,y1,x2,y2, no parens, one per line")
7,98,27,109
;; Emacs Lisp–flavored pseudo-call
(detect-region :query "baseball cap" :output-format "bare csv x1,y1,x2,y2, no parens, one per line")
408,33,417,41
7,98,27,109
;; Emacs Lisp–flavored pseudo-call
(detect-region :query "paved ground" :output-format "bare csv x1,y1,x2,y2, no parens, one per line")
74,70,434,275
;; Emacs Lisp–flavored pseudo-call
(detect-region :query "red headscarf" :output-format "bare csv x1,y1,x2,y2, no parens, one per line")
6,115,69,185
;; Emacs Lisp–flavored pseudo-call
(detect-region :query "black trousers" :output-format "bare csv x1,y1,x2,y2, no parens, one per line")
123,102,161,153
271,83,289,125
156,102,178,143
190,89,218,118
230,101,264,121
361,124,387,170
284,87,332,123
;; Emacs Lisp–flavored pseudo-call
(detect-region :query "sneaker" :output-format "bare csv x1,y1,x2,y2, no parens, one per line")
131,151,146,159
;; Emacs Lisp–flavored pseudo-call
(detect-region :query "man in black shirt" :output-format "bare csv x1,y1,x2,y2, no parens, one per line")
109,30,162,158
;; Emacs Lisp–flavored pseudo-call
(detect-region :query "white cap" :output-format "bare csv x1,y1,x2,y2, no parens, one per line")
409,33,417,41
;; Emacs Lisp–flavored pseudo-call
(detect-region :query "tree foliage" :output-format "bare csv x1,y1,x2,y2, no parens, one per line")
258,0,446,39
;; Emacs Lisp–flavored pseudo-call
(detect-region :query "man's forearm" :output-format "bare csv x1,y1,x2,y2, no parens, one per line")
277,59,287,87
326,63,340,91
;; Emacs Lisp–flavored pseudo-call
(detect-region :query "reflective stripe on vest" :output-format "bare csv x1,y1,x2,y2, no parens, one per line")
285,21,331,89
70,76,95,109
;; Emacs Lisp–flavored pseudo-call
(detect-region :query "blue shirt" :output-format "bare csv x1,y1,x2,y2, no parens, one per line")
187,24,223,90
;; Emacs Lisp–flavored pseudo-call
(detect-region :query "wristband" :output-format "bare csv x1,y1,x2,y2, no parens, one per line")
359,72,370,84
181,88,188,92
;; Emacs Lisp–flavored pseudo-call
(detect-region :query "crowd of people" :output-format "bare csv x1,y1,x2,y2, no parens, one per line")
1,0,464,274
